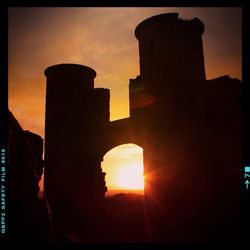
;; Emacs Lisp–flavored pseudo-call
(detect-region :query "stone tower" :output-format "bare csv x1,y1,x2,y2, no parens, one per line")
44,64,108,238
130,13,206,121
129,13,241,242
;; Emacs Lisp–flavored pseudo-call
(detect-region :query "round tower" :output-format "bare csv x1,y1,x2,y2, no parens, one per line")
44,64,108,239
135,13,205,93
130,14,208,242
130,13,206,122
44,64,97,160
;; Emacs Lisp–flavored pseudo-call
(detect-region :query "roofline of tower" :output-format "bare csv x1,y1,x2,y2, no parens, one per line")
135,13,179,39
44,63,96,78
135,13,204,39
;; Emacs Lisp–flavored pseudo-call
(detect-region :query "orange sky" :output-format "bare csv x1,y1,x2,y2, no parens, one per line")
102,144,144,191
8,7,242,191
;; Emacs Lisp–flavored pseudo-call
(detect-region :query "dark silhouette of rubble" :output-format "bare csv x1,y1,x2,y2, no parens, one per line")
8,111,52,241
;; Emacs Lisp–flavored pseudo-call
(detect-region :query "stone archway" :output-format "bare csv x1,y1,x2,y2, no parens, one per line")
101,143,144,196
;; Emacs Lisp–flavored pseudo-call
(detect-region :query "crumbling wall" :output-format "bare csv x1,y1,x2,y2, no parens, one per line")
8,111,51,241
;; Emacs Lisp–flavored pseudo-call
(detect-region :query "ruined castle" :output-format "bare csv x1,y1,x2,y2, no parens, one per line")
44,13,241,242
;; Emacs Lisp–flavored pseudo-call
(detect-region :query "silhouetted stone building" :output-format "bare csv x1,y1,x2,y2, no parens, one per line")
44,13,241,243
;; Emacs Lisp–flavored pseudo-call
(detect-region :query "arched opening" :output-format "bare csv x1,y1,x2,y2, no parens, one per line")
102,143,144,196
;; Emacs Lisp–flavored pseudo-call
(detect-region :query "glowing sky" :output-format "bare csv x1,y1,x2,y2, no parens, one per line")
102,144,144,192
8,7,242,136
8,7,242,191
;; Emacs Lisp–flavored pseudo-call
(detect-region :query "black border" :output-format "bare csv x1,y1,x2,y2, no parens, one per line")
242,2,250,249
4,0,245,8
0,5,8,244
1,0,249,249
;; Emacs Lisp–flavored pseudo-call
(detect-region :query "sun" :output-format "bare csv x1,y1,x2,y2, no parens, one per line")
116,164,144,190
102,144,144,192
